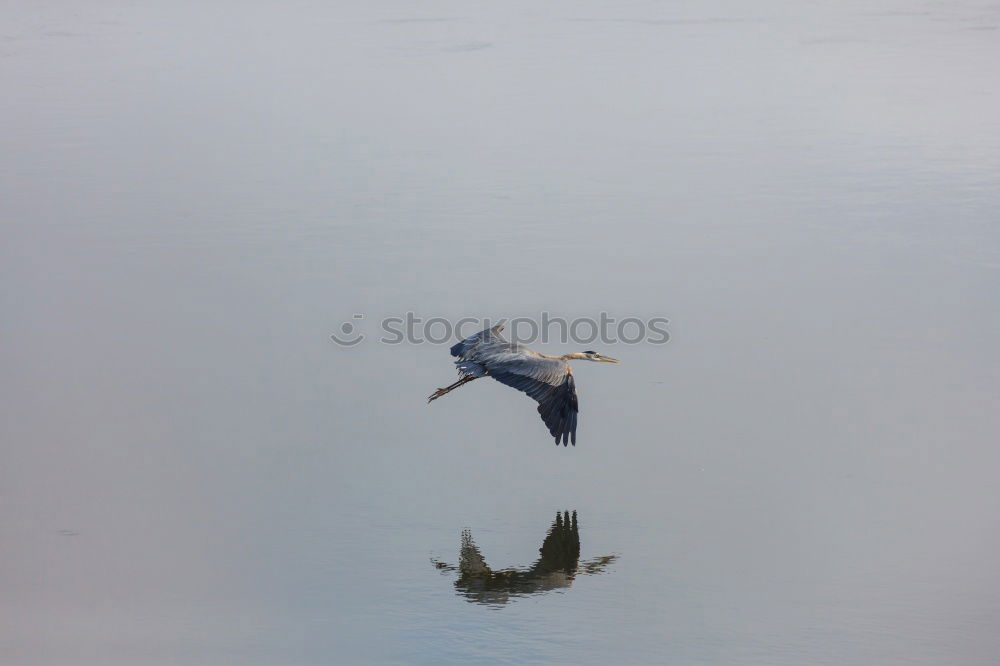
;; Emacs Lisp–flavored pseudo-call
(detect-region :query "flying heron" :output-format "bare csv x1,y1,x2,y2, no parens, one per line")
427,321,620,445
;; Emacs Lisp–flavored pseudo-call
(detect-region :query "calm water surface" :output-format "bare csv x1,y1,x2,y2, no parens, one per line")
2,1,999,664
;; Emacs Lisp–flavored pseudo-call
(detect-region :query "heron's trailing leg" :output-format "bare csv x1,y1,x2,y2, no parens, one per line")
428,375,477,403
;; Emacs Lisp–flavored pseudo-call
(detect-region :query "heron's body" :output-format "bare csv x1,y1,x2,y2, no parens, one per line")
427,322,619,446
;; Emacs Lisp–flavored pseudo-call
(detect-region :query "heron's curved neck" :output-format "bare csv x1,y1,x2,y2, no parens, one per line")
541,352,589,361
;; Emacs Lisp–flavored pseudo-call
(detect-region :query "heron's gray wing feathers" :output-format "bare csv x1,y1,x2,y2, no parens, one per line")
485,357,578,446
450,322,507,358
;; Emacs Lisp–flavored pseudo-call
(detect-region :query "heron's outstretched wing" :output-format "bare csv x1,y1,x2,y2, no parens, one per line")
485,357,578,446
450,321,507,358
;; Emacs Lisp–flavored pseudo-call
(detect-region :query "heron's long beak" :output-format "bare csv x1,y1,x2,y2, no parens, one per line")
599,356,620,364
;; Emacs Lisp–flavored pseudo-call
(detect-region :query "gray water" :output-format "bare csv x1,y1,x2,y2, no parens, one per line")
3,1,1000,664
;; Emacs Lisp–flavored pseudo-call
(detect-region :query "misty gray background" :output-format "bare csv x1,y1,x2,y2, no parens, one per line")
2,0,999,664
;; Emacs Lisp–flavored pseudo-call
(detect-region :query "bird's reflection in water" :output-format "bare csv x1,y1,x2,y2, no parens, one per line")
432,511,617,606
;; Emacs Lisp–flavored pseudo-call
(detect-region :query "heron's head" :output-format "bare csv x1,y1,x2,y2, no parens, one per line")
581,350,620,363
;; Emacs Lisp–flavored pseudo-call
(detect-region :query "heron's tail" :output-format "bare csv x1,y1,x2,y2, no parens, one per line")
427,375,477,403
